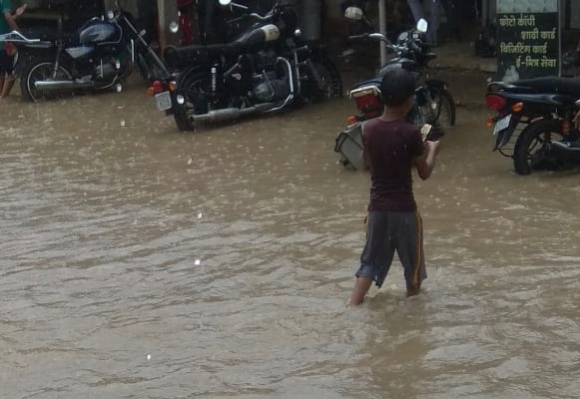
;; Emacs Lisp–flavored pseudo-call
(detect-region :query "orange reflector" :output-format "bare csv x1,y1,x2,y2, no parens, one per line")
512,102,524,112
168,82,177,92
486,117,494,127
562,120,570,135
346,116,358,125
146,87,155,97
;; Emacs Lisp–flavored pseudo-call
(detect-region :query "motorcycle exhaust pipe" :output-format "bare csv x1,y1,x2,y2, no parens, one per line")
549,141,580,153
194,103,274,123
34,80,95,90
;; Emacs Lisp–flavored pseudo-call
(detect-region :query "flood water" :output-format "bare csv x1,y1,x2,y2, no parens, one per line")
2,72,580,399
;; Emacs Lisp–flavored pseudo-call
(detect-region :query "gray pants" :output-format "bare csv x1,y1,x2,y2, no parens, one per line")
356,211,427,290
406,0,441,44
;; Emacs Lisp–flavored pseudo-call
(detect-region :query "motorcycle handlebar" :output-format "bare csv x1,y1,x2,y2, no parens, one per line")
249,12,273,21
0,31,40,43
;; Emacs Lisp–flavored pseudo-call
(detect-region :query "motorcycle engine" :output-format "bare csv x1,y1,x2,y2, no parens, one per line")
251,52,290,103
252,75,290,102
94,58,120,82
253,50,278,71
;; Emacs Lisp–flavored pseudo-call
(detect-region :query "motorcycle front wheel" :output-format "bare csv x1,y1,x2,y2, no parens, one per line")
513,119,565,175
20,58,72,102
301,56,343,103
428,87,456,128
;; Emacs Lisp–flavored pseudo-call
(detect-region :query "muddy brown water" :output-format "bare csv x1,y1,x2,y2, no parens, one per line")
2,72,580,399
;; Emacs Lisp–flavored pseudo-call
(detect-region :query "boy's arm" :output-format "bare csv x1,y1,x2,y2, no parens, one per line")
413,141,441,181
4,3,26,31
4,10,19,31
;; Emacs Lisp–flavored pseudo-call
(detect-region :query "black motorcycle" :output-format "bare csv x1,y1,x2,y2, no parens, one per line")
334,8,454,170
148,0,343,131
0,4,169,102
343,8,455,127
486,77,580,175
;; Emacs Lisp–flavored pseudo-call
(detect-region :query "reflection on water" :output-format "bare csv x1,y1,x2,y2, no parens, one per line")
1,77,580,398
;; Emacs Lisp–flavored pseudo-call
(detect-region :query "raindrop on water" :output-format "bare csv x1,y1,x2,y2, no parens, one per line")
120,120,126,127
194,259,201,266
197,212,202,219
187,156,193,165
146,354,151,360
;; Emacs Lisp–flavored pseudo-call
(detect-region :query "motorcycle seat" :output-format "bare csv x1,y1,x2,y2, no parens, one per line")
21,28,77,45
497,77,580,97
350,79,381,91
164,42,245,68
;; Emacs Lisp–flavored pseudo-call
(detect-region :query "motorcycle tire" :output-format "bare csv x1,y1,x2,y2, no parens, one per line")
430,87,456,128
513,119,564,176
173,71,210,132
20,57,72,102
302,55,343,103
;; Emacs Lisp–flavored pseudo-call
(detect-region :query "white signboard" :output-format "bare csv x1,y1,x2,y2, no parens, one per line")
497,0,558,14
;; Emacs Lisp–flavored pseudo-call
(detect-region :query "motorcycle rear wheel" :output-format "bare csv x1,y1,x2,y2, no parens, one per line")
20,58,72,102
513,119,565,175
173,73,211,132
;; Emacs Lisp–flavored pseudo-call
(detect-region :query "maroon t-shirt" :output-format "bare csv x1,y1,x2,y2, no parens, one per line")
362,118,425,212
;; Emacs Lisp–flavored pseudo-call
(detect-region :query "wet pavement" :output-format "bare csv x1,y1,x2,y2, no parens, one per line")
2,71,580,399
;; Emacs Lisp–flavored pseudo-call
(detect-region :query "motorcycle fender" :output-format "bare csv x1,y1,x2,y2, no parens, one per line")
164,65,207,114
176,65,207,87
493,114,520,151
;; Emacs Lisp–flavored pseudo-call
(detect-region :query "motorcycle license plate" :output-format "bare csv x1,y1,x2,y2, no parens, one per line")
155,91,172,112
493,115,512,136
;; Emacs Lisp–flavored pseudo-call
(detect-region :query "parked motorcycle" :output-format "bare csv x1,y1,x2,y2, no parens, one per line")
147,0,343,132
334,7,455,170
485,77,580,175
0,3,170,102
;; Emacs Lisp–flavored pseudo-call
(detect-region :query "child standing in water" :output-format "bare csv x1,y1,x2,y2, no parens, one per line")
349,68,442,306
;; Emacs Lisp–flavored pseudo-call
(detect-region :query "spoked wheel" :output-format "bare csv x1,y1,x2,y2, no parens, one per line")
20,59,72,102
513,119,567,175
302,56,343,103
429,87,456,128
173,74,211,132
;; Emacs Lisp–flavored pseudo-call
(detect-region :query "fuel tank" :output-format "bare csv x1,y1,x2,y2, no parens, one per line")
234,24,281,48
78,20,121,45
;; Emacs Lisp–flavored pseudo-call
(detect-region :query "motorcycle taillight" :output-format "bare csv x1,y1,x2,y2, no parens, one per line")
485,94,507,111
350,86,382,115
355,93,380,112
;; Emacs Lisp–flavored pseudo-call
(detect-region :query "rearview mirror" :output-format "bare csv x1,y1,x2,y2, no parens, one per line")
417,18,428,33
219,0,232,5
345,7,363,21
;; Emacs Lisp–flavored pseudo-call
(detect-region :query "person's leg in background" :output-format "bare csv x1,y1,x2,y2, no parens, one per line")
0,49,9,100
0,47,16,98
441,0,462,42
406,0,425,23
427,0,441,46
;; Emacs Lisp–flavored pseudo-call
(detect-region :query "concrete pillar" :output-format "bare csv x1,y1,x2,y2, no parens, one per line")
157,0,181,51
572,0,580,29
379,0,387,66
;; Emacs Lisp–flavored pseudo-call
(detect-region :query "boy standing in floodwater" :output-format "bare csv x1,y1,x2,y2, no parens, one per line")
349,68,441,306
